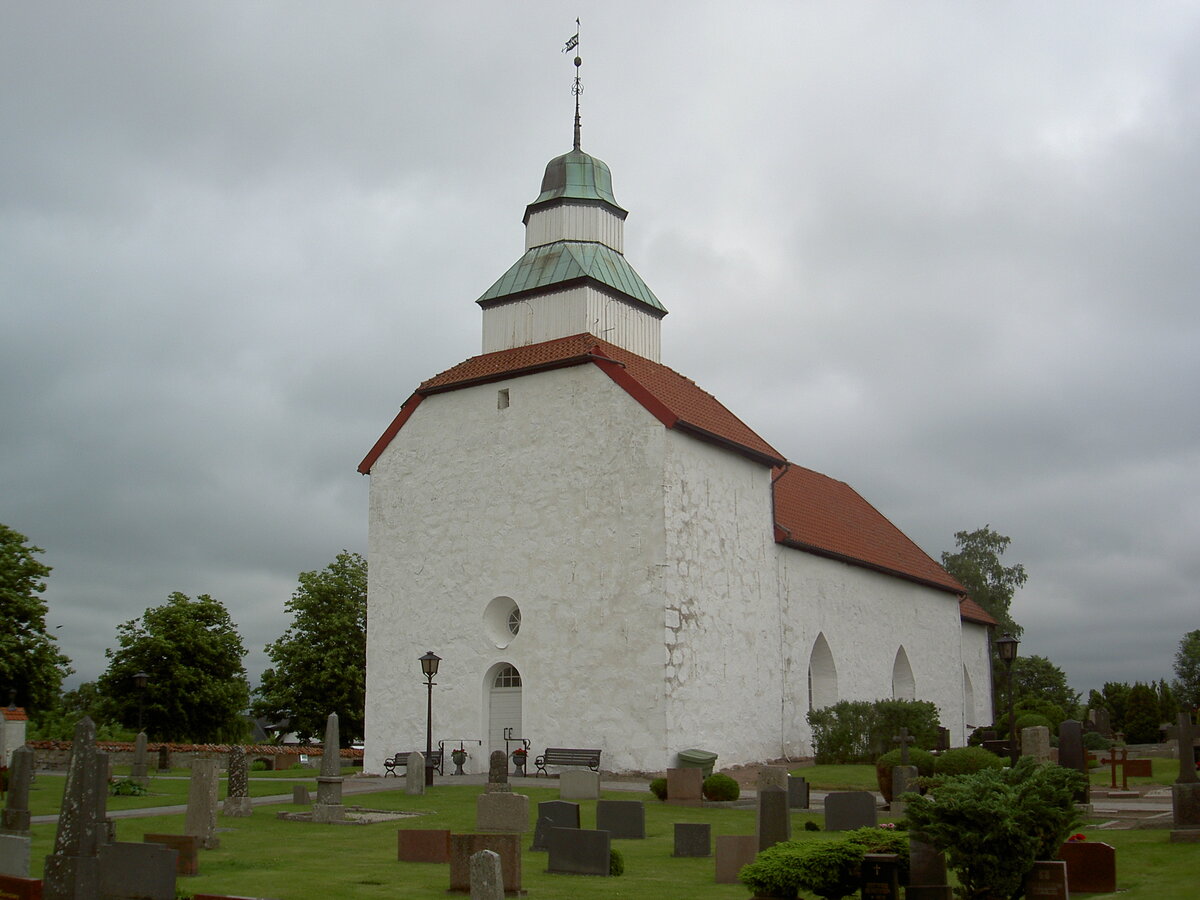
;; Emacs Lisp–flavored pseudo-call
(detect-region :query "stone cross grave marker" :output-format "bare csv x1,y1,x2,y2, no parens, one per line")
184,757,220,849
1,745,33,835
223,746,253,817
893,727,914,765
313,713,345,823
43,716,109,900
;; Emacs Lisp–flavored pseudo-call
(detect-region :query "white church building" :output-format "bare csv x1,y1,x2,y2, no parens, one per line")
359,131,996,775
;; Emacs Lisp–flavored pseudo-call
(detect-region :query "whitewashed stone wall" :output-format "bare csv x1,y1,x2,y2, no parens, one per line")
960,620,995,731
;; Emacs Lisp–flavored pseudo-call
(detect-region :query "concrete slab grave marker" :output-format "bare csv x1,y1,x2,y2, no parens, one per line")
530,801,579,851
1057,839,1116,893
312,713,345,823
43,716,109,900
714,834,757,884
1024,860,1068,899
860,852,900,899
143,834,199,876
222,746,253,817
448,834,521,894
787,775,809,809
0,834,31,877
97,841,177,900
673,822,711,857
756,785,790,851
666,767,703,805
824,791,877,831
406,750,426,796
558,769,599,800
1,746,33,835
595,799,645,839
1021,726,1052,762
0,873,42,900
469,849,504,900
397,829,451,863
291,784,310,806
546,827,611,876
183,757,220,849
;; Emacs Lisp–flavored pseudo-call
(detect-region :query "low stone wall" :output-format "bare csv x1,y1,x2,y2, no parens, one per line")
25,741,363,771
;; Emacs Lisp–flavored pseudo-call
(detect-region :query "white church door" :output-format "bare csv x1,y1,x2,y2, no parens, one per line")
487,664,522,756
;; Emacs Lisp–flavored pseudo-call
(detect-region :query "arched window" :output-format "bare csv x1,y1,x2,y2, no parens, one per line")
892,647,916,701
808,633,838,711
493,664,522,688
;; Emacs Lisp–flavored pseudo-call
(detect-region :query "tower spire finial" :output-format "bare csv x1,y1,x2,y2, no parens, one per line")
563,19,583,150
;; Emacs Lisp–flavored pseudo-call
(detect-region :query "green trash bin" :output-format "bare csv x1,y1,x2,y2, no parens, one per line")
677,748,718,778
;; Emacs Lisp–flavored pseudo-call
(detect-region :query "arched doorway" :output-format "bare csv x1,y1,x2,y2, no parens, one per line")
892,647,915,700
486,663,522,755
963,665,976,725
808,633,838,711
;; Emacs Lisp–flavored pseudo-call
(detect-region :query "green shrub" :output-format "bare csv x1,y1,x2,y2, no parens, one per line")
875,747,935,802
804,819,820,831
903,757,1086,900
609,848,624,876
109,777,147,796
648,777,667,801
807,699,941,764
1013,712,1053,735
250,760,268,771
740,828,909,900
1015,698,1067,731
1082,731,1112,751
933,746,1005,777
702,773,740,801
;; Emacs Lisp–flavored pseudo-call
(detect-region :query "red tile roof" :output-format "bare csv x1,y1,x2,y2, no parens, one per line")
361,333,974,610
958,596,998,626
2,707,28,721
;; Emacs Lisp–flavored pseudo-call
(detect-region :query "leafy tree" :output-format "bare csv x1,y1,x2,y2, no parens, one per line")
1100,681,1131,734
97,592,250,742
1123,682,1161,744
941,526,1027,639
1157,679,1179,724
0,524,72,713
1173,629,1200,710
1010,654,1079,717
253,551,366,745
28,682,129,741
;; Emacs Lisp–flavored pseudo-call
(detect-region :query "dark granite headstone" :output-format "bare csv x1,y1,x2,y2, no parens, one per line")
1024,860,1068,899
530,800,580,851
860,852,899,899
714,834,757,883
448,834,521,894
97,842,176,900
1,746,34,835
824,791,877,831
1058,720,1090,803
143,834,199,876
157,746,171,772
757,785,790,851
1057,840,1116,893
546,827,611,876
595,799,645,839
907,836,948,887
787,775,809,809
396,829,451,863
673,822,711,857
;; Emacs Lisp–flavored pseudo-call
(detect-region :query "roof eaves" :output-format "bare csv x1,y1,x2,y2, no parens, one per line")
674,420,786,468
777,536,966,595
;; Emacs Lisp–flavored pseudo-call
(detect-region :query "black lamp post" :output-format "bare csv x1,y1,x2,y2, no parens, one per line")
419,651,441,786
996,633,1019,766
133,671,150,734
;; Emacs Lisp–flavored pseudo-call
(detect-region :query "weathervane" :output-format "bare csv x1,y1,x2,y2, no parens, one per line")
563,19,582,150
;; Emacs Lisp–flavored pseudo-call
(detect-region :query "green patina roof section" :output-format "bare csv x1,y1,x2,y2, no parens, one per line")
477,242,666,312
530,149,625,210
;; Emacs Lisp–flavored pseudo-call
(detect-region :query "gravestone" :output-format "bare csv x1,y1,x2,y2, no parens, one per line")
893,727,915,765
97,841,177,900
559,769,599,800
484,750,508,792
1057,840,1116,893
1021,725,1052,762
157,745,171,772
824,791,877,831
0,873,43,900
595,799,645,839
787,775,809,809
143,834,200,876
1024,859,1068,899
291,784,310,806
890,765,918,816
530,800,579,852
406,751,426,796
0,834,31,877
43,716,109,900
476,751,529,832
1,746,34,835
1057,720,1090,803
666,767,703,806
448,834,521,894
756,785,790,851
714,834,758,883
1171,713,1200,840
184,757,220,850
905,835,952,900
860,852,900,899
130,733,149,785
546,827,611,876
673,822,711,857
312,713,345,823
756,765,788,793
469,849,504,900
222,746,253,817
397,829,451,863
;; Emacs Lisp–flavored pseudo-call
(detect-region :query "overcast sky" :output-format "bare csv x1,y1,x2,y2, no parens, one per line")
3,3,1197,704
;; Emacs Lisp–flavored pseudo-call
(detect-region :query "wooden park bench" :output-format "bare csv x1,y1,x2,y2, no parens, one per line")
533,747,602,777
383,750,443,777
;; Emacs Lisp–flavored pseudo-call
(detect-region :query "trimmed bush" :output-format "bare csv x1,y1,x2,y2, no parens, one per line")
1082,731,1112,751
740,828,909,900
702,773,740,801
1013,712,1053,735
875,747,935,802
934,746,1005,777
609,848,624,876
648,777,668,801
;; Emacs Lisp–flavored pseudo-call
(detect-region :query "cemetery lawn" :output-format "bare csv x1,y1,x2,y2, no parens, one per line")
1088,756,1179,786
788,763,878,791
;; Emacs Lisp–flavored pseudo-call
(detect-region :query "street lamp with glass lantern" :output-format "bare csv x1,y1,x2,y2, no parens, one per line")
133,671,150,734
419,652,441,786
995,633,1019,766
